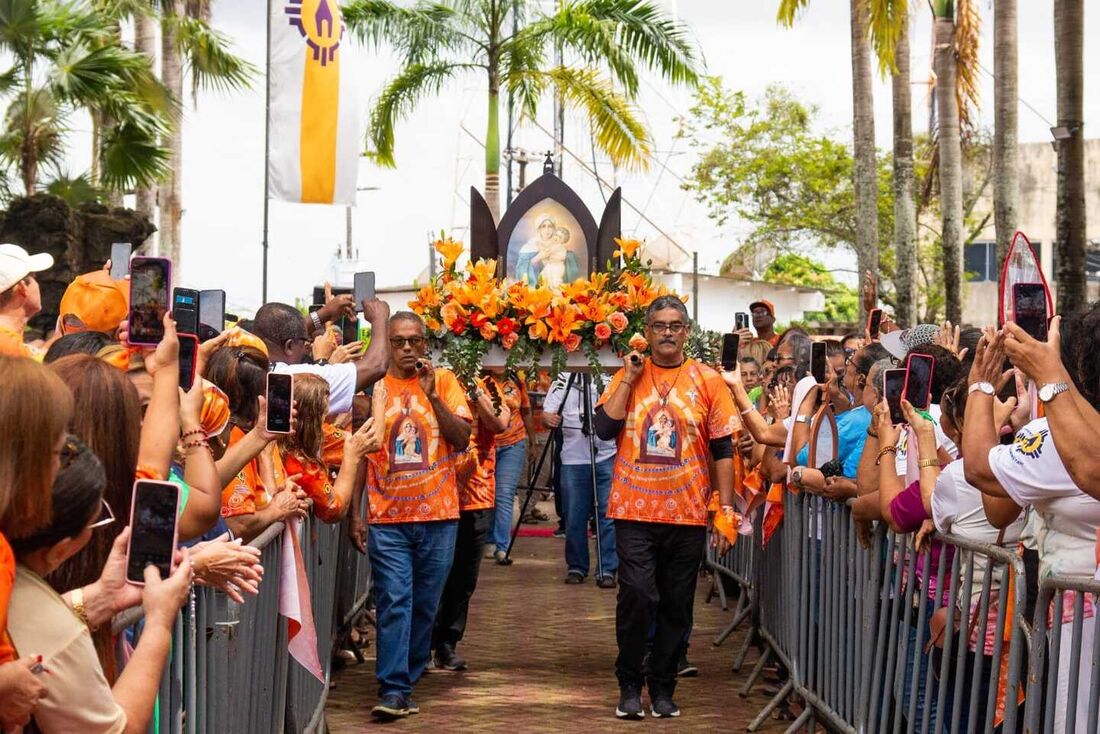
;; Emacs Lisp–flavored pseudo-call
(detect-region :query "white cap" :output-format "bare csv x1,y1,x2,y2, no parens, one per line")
0,244,53,293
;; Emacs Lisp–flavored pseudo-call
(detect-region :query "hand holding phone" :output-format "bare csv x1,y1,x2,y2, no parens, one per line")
173,288,200,336
735,312,750,332
867,308,883,340
903,354,935,411
721,333,741,371
353,272,376,313
883,368,906,424
199,289,226,337
109,242,132,280
1012,283,1049,341
128,257,171,345
810,341,827,384
126,480,181,584
178,334,198,392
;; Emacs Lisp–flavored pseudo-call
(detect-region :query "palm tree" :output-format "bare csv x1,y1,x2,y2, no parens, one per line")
1054,0,1085,313
0,0,172,196
992,0,1017,272
931,0,964,324
134,7,158,219
778,0,879,322
343,0,701,218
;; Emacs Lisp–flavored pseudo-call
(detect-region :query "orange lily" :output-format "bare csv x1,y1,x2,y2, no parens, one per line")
546,303,582,344
613,237,643,260
434,237,465,269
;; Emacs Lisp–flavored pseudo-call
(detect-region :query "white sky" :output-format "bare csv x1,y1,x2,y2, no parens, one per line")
135,1,1098,313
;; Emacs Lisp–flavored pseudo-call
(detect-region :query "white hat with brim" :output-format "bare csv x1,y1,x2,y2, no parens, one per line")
0,244,53,293
881,323,941,361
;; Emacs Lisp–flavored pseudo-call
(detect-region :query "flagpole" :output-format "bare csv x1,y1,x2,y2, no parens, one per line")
261,0,272,304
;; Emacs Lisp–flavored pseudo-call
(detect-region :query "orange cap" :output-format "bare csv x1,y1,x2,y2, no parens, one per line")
201,380,231,438
59,271,129,334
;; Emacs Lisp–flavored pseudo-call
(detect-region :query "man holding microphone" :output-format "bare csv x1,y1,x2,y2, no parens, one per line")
594,296,738,720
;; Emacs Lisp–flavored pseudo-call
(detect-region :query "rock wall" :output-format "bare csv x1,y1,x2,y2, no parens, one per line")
0,195,155,336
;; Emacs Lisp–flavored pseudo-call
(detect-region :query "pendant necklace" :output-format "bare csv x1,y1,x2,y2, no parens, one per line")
650,360,687,406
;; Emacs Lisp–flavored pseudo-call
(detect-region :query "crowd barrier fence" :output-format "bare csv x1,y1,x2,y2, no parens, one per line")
708,489,1100,733
113,507,372,734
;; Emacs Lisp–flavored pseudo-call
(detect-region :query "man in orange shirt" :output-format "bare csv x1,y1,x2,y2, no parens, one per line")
750,299,781,347
0,244,54,360
431,377,510,671
365,312,472,720
595,296,738,720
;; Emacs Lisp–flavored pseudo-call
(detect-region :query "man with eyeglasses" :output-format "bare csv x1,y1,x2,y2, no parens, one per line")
594,296,738,720
749,299,781,347
364,311,472,720
253,297,390,417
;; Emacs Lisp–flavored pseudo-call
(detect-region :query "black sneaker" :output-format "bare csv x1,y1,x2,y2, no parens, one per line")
615,685,645,719
564,570,584,584
435,643,467,672
650,696,680,718
371,693,410,719
552,527,566,539
596,575,617,589
407,699,420,715
677,653,699,677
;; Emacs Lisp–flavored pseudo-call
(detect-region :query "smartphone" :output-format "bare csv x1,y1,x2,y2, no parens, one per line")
721,333,741,371
903,353,936,411
340,316,359,346
867,308,883,340
266,373,294,434
811,341,827,384
126,479,181,584
172,288,200,336
128,257,171,345
735,312,750,331
353,272,375,312
178,334,198,392
199,289,226,338
109,242,132,280
883,368,907,425
1012,282,1048,341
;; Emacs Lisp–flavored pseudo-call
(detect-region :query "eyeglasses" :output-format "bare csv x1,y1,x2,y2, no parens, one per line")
288,336,313,347
389,336,426,348
776,354,796,364
647,322,687,335
751,308,770,316
87,498,116,530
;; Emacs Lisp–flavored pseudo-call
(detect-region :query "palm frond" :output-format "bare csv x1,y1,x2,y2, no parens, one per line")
92,0,156,23
546,66,652,170
499,31,548,118
49,41,177,126
343,0,474,65
866,0,907,77
0,87,68,173
42,170,104,205
0,0,43,52
954,0,980,138
98,118,171,190
368,61,477,167
166,14,256,96
0,65,19,95
776,0,812,27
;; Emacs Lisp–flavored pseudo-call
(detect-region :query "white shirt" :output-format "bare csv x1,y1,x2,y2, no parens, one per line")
272,361,357,416
542,374,617,465
989,417,1100,579
894,403,959,475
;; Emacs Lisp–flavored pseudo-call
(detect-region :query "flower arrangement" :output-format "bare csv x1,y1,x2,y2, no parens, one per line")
409,234,686,390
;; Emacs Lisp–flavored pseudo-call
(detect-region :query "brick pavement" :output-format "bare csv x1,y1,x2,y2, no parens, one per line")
325,535,788,733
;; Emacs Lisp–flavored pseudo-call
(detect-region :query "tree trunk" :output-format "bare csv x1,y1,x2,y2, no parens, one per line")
892,12,917,328
934,8,964,324
1054,0,1086,314
135,11,159,225
992,0,1018,273
484,71,501,222
850,0,879,322
159,1,185,268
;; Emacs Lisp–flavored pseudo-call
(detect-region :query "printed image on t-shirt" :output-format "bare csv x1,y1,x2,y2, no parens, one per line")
641,406,681,464
391,413,427,469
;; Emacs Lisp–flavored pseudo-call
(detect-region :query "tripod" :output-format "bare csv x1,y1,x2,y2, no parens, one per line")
504,371,607,581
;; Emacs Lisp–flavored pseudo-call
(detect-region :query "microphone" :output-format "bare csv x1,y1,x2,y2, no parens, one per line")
630,354,642,366
415,360,426,372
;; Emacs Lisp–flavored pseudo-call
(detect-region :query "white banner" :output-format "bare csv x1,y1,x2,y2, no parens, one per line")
267,0,365,205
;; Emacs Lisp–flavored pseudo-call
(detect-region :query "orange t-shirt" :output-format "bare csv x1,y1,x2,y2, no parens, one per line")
460,415,498,511
597,359,737,526
282,451,345,523
0,533,15,663
365,370,472,524
0,326,40,360
321,424,347,469
495,379,530,447
220,427,285,518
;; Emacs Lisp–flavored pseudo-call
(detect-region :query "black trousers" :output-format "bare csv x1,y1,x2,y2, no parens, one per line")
614,520,705,695
432,508,492,649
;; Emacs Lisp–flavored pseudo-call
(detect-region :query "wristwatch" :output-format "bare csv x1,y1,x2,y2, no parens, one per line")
1038,382,1070,403
309,310,324,334
968,381,995,396
794,415,812,425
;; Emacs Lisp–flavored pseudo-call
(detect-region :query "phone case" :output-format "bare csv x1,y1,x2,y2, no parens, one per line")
125,480,181,586
178,334,199,391
266,374,294,434
128,257,172,346
902,355,935,410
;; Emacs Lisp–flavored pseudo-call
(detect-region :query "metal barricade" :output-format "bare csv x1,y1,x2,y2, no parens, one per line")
115,513,370,734
1022,575,1100,734
706,507,758,668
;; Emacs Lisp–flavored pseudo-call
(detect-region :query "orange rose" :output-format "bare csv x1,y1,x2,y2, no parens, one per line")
594,322,612,340
608,312,628,333
564,333,582,352
501,332,519,350
479,324,497,341
628,333,648,352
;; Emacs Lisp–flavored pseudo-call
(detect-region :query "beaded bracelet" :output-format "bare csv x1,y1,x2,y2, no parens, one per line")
181,428,205,441
875,445,898,466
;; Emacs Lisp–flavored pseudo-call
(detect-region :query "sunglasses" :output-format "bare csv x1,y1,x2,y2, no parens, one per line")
390,336,426,348
87,498,116,530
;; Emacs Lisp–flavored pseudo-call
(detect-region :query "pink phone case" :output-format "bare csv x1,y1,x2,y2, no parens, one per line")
125,479,181,586
266,373,294,434
128,256,172,346
902,354,936,411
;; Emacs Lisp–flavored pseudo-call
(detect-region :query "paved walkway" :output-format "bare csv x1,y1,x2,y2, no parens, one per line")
326,533,787,732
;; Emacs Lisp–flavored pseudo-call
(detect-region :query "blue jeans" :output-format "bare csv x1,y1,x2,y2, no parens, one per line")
367,520,458,698
560,459,617,578
491,440,527,551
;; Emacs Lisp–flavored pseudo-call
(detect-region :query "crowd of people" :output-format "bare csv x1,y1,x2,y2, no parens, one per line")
0,238,1097,730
